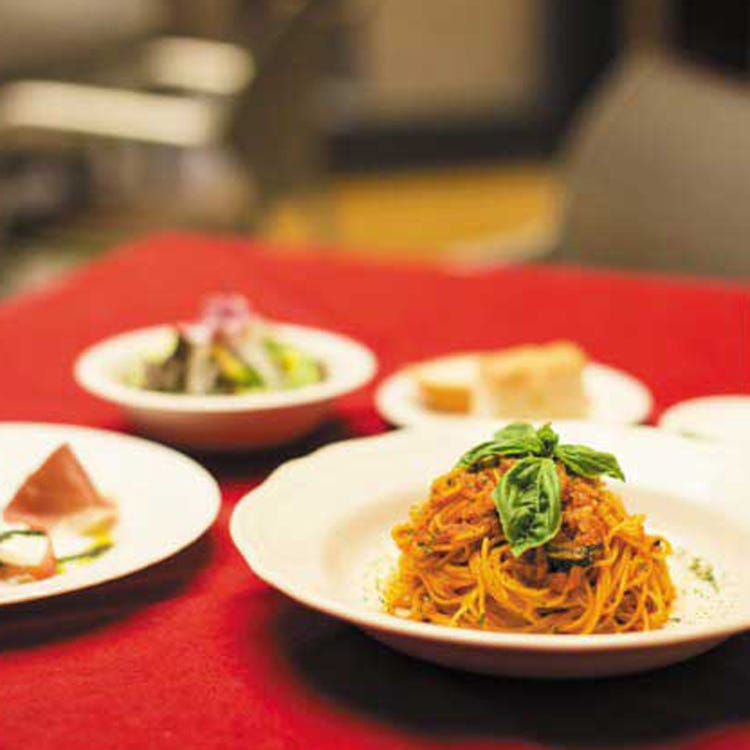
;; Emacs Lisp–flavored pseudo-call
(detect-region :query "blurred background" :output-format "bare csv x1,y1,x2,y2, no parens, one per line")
1,0,749,296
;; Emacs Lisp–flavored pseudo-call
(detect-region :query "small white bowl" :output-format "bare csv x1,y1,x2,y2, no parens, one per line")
75,323,377,450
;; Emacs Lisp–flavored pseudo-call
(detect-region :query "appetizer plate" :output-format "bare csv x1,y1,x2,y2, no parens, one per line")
75,323,377,450
375,362,653,428
231,421,749,678
659,395,750,443
0,423,220,605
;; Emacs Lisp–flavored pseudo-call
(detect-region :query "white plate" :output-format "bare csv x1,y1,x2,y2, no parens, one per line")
0,422,220,605
375,361,653,428
75,323,377,450
231,421,750,678
660,395,750,443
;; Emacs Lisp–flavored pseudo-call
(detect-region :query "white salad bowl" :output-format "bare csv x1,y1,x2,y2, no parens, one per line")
75,323,377,450
231,421,750,678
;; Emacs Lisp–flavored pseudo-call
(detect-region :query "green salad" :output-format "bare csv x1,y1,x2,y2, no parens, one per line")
131,295,324,395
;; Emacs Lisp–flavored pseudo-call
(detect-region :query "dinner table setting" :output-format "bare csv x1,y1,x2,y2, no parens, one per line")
1,231,749,750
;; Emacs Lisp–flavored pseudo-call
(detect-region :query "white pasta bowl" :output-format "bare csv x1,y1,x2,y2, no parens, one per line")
75,323,377,450
231,421,750,678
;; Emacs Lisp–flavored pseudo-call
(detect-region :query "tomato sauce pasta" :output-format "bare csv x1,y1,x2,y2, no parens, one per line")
385,459,675,634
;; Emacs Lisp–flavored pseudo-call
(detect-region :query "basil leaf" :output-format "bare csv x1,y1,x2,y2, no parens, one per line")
554,444,625,481
493,422,538,443
456,438,536,471
493,457,562,557
536,423,559,456
457,422,546,469
456,441,500,468
491,422,544,455
492,434,543,456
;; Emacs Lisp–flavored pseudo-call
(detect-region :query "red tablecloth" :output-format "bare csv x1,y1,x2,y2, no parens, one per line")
0,233,748,750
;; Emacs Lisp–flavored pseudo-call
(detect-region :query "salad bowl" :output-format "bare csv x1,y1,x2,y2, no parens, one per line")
75,322,377,450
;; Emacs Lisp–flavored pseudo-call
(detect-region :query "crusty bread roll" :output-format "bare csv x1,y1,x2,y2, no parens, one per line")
478,341,587,419
412,342,588,419
413,354,476,413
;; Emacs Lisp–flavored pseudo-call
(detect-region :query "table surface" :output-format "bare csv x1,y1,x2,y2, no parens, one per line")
0,233,748,750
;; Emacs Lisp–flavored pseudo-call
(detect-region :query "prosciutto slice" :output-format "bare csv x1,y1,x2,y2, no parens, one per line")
3,444,117,533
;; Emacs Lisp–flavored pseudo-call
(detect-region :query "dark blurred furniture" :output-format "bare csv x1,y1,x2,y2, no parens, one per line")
0,0,163,78
328,0,619,170
0,0,334,238
674,0,750,74
559,47,750,276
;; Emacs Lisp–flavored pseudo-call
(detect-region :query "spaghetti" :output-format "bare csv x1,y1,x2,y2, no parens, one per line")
385,458,675,634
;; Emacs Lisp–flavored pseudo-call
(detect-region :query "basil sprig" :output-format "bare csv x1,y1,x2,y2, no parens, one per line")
457,423,625,557
456,423,543,470
496,456,561,556
554,443,624,481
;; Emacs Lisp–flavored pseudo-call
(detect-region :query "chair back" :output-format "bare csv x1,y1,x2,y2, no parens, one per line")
561,52,750,276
